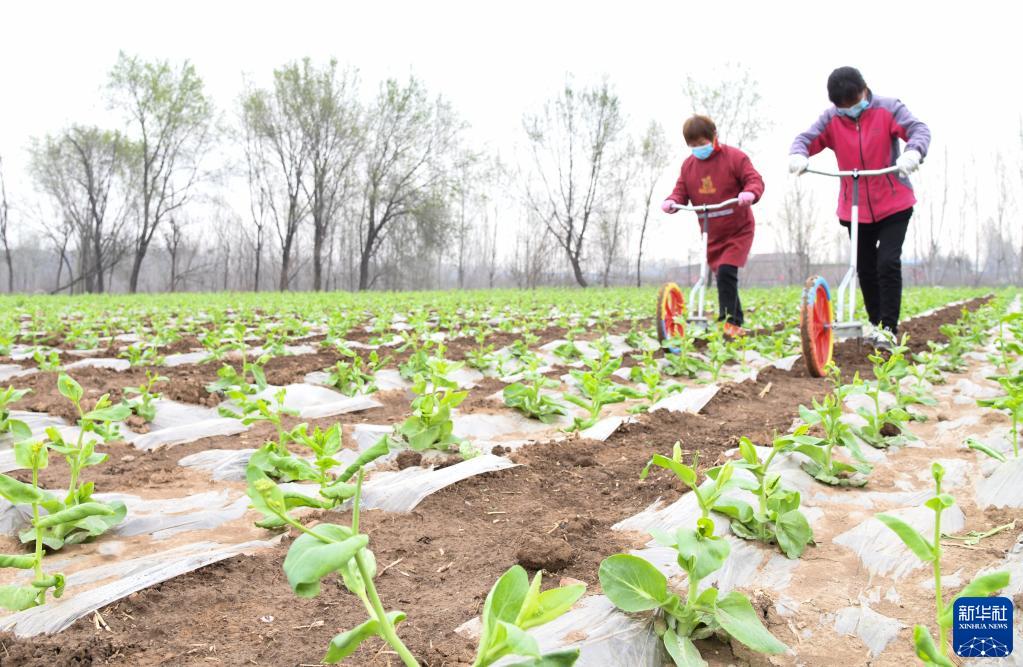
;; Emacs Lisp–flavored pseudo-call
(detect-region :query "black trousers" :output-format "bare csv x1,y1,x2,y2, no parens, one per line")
716,264,743,326
840,207,912,334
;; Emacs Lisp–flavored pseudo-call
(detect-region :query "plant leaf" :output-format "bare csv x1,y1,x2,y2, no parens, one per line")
713,591,788,654
775,510,813,559
663,629,708,667
0,473,44,505
598,554,670,612
283,527,368,598
323,611,405,663
875,513,935,563
912,624,955,666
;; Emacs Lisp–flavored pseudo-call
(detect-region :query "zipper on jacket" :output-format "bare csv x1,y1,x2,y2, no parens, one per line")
856,120,878,222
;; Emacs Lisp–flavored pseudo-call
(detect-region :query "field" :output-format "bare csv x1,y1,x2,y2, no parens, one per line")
0,285,1019,667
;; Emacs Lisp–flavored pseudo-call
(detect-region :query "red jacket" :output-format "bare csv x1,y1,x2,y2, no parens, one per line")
666,144,764,270
790,92,931,223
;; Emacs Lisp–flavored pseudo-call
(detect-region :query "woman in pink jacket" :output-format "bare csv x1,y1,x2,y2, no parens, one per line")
788,66,930,346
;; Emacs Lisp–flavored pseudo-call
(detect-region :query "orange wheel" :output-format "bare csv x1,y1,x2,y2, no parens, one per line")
801,275,834,377
656,282,686,350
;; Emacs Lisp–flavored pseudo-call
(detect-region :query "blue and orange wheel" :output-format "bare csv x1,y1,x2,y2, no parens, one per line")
656,282,686,350
801,275,833,377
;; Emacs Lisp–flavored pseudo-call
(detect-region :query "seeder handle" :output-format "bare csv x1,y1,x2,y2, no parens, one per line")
670,197,741,212
804,165,900,178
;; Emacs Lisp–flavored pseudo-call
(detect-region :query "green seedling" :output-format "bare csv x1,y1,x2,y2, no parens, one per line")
641,442,738,519
796,395,872,486
325,350,390,397
471,565,585,667
220,388,301,461
850,351,918,448
965,437,1008,462
394,372,469,456
32,348,62,373
503,375,568,423
122,371,168,423
563,357,638,431
11,374,129,551
0,440,66,610
0,386,31,441
627,356,684,413
661,336,710,380
712,432,815,559
600,516,787,664
977,374,1023,458
251,467,417,666
119,342,165,368
877,462,1010,665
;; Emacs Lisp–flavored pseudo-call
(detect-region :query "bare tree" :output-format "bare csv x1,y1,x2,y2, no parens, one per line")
108,52,214,293
775,178,819,282
684,63,769,149
292,59,362,291
0,156,12,292
635,121,669,286
241,69,310,291
29,126,132,293
523,78,626,287
355,76,464,290
597,140,637,287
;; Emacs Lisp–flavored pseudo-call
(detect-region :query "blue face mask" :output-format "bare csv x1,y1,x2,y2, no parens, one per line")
837,98,869,119
691,143,714,160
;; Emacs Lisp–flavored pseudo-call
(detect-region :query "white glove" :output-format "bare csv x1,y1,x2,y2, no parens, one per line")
896,149,922,177
788,154,809,175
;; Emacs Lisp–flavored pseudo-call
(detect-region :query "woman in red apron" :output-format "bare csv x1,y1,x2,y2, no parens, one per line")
661,115,765,336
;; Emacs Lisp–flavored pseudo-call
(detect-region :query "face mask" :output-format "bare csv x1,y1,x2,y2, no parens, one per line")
691,143,714,160
837,98,869,119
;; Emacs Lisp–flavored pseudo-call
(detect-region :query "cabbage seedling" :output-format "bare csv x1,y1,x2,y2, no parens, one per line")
876,462,1009,664
0,386,30,441
0,440,66,610
15,374,129,550
599,515,787,664
122,371,167,423
711,432,814,559
471,565,584,667
394,372,468,455
251,467,417,666
977,374,1023,458
503,375,568,423
796,395,872,486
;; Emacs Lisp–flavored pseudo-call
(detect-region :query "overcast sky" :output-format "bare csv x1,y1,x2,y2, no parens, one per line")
1,0,1018,264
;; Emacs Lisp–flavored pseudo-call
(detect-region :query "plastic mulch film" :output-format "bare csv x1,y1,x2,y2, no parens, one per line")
64,357,131,372
220,383,383,419
0,538,279,637
456,594,665,667
163,350,209,366
177,448,258,481
452,411,568,440
305,367,475,392
647,384,719,414
271,456,517,514
0,489,251,541
121,399,247,451
976,444,1023,509
0,364,35,382
833,504,965,579
832,602,906,657
355,454,518,512
109,491,252,540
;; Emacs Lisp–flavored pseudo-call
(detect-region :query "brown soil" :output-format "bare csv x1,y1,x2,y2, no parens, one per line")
0,302,988,667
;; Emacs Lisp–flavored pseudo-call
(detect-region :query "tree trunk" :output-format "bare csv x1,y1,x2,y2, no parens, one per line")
3,243,12,293
312,229,324,291
568,248,587,287
358,245,372,291
128,247,146,293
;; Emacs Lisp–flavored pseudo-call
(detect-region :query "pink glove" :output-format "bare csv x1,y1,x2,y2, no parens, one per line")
737,191,755,207
661,199,678,214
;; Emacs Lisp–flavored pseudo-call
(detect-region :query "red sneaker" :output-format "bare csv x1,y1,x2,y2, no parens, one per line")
722,322,748,338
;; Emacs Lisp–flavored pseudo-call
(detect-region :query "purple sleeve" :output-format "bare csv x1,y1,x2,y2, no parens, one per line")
889,99,931,157
789,108,834,157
